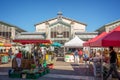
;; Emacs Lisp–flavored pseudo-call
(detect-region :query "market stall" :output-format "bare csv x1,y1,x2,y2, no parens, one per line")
51,42,63,57
39,42,55,68
64,36,84,62
9,33,52,79
64,36,84,48
83,32,107,47
89,26,120,67
84,26,120,79
0,43,12,64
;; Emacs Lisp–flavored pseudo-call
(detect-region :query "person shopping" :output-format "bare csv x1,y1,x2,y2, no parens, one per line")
92,51,101,77
74,49,79,63
16,50,22,68
104,46,120,80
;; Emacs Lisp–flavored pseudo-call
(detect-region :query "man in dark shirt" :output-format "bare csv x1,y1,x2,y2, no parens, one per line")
104,46,120,80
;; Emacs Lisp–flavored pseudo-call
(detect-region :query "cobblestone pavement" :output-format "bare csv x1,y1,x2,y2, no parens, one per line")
0,57,104,80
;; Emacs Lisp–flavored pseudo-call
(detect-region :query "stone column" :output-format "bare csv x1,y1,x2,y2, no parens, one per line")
45,22,50,39
70,21,74,38
11,27,16,40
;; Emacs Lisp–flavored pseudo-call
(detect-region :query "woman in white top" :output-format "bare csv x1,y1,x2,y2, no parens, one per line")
92,51,101,76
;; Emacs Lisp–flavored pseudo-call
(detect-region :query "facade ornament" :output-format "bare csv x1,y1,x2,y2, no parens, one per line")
57,11,63,21
45,21,49,25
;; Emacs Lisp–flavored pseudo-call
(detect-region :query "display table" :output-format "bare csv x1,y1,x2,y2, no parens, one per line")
12,58,34,69
64,54,74,62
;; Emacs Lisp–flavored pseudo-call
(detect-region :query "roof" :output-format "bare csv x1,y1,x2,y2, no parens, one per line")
0,21,26,32
77,35,97,39
75,32,98,35
35,16,87,26
15,35,45,40
105,19,120,26
15,32,46,40
21,32,45,35
95,19,120,32
75,32,98,41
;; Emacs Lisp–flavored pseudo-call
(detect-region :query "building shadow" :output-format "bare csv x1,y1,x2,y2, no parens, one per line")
70,63,93,76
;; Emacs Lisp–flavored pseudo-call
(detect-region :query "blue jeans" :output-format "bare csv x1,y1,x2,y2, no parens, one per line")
74,55,79,63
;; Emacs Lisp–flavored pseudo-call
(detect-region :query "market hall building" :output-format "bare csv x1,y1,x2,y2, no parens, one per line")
95,19,120,34
0,21,26,51
34,12,98,44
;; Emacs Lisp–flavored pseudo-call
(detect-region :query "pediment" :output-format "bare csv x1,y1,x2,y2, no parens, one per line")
35,16,87,26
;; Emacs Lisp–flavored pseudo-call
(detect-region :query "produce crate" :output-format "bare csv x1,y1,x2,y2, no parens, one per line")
43,69,47,75
26,73,39,79
39,71,44,77
46,68,50,73
44,67,50,73
9,72,21,78
38,70,44,77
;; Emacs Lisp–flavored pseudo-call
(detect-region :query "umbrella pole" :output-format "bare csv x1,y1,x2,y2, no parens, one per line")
101,48,104,80
88,46,91,76
64,46,65,56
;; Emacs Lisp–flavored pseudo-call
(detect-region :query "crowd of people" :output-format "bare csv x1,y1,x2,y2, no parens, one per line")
71,47,120,80
73,48,89,64
1,45,120,80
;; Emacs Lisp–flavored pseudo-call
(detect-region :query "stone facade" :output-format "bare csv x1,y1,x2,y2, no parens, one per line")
0,21,26,43
35,12,87,44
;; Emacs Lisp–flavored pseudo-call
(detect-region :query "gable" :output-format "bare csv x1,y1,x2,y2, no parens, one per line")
35,16,87,27
49,20,71,27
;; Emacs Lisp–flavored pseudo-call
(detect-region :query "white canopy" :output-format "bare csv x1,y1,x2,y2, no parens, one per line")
64,36,84,48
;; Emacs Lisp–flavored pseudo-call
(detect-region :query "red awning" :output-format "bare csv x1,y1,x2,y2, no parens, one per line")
83,39,92,46
90,32,107,47
83,32,107,47
13,39,52,44
102,26,120,47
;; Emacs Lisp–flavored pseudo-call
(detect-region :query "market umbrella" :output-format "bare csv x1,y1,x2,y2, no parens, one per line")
90,26,120,47
83,39,92,46
102,26,120,47
64,36,84,48
51,42,62,47
40,43,51,47
90,32,107,47
40,44,46,47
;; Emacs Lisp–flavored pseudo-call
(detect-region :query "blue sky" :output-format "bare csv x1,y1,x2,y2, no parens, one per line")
0,0,120,32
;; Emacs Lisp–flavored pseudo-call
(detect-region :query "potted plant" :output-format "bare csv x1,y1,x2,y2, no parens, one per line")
30,64,36,73
21,70,29,79
31,64,36,69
